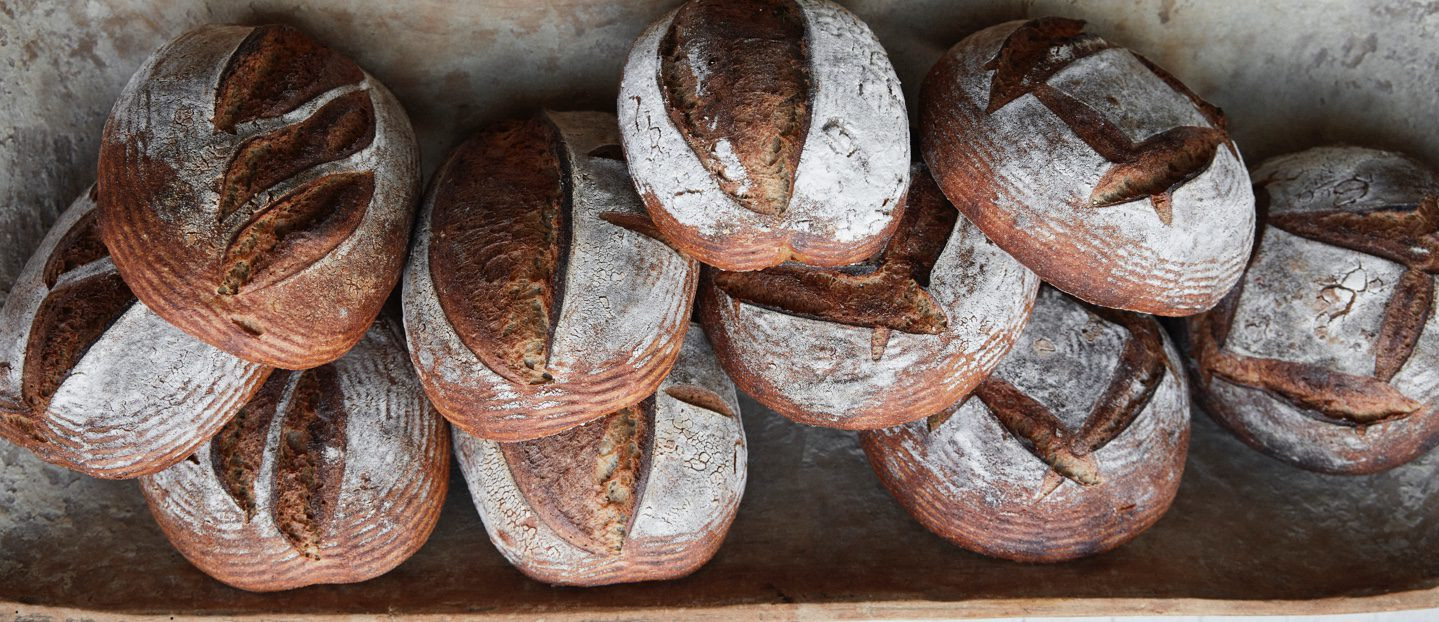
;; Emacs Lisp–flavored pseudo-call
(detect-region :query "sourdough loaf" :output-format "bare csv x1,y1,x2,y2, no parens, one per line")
619,0,910,271
99,24,419,369
699,165,1038,429
404,111,698,441
454,326,745,586
921,17,1253,315
140,320,448,592
861,287,1190,562
1188,146,1439,474
0,186,270,479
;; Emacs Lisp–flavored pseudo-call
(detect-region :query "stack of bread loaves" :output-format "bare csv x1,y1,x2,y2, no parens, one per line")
6,0,1437,593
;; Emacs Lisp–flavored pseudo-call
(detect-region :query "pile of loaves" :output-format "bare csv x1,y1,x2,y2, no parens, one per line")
3,0,1436,593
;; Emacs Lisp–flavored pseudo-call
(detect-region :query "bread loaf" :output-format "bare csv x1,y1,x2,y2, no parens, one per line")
98,24,420,369
0,186,270,479
920,18,1253,315
140,320,448,592
404,111,698,442
619,0,910,271
861,287,1189,562
1188,146,1439,474
699,165,1038,429
453,325,745,586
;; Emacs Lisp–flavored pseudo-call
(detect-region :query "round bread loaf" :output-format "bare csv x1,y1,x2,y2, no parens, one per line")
98,24,420,370
920,17,1253,316
1188,146,1439,474
454,325,746,586
0,186,271,479
404,110,699,442
699,165,1038,429
139,320,448,592
618,0,910,271
861,287,1190,562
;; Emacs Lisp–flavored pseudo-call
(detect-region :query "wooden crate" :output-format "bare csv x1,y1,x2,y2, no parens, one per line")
3,1,1438,618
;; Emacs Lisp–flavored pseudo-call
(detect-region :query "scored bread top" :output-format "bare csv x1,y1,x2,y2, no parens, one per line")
619,0,910,270
139,321,450,592
1189,146,1439,474
920,18,1254,316
699,165,1038,429
404,110,698,441
98,24,419,369
860,287,1190,562
453,325,746,586
0,186,270,479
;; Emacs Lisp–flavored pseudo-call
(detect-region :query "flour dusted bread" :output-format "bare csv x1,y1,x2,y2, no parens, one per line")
861,287,1190,562
619,0,910,271
454,326,745,586
0,186,270,479
140,320,448,592
98,24,420,369
920,17,1253,316
404,110,698,442
699,165,1038,429
1188,146,1439,474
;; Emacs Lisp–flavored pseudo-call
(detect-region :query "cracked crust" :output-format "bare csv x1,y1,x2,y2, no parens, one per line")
920,18,1253,315
619,0,909,271
404,111,698,441
1187,146,1439,474
98,24,419,369
699,165,1038,429
140,321,450,592
860,287,1190,562
0,186,271,479
454,326,746,586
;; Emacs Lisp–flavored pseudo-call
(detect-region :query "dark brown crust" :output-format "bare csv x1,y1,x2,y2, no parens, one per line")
1268,197,1439,272
972,301,1168,489
982,17,1109,113
500,401,653,555
598,211,680,252
41,209,107,289
1080,307,1169,451
974,376,1101,486
213,24,365,133
211,372,290,519
271,365,348,559
427,116,569,385
663,385,734,418
21,272,136,413
709,173,955,334
1191,196,1439,428
218,171,375,297
1376,269,1434,381
217,90,376,223
659,0,811,216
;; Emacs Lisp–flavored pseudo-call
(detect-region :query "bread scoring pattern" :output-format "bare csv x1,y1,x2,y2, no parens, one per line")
99,24,419,369
0,187,270,479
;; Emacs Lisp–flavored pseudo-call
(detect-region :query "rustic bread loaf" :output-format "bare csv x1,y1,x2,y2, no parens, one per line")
139,320,448,592
699,165,1038,429
619,0,910,271
404,111,698,442
454,325,745,586
1188,146,1439,474
861,287,1190,562
98,24,420,370
0,186,271,479
920,17,1254,316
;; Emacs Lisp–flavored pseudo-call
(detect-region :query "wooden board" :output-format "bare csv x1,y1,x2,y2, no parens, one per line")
3,0,1439,618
